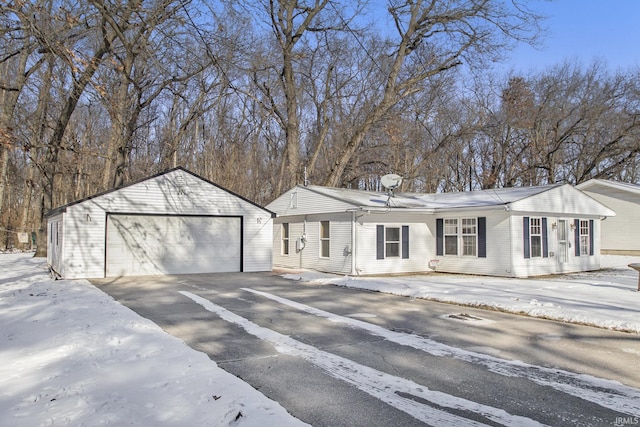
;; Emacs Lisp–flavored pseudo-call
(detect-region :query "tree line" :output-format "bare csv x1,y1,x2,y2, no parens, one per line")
1,0,638,252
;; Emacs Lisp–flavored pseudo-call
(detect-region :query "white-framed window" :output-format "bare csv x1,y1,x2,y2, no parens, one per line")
320,221,330,258
444,219,458,255
442,218,479,256
438,217,485,258
530,217,542,258
377,225,409,260
281,223,289,255
385,227,400,257
462,218,477,256
579,220,590,255
289,191,297,209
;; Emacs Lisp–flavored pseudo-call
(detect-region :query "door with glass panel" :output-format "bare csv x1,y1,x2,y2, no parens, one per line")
557,219,568,270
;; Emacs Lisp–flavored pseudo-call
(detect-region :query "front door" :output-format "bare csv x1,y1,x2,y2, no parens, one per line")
557,219,569,271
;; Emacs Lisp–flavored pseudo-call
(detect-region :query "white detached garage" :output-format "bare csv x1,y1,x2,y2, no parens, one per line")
46,168,274,279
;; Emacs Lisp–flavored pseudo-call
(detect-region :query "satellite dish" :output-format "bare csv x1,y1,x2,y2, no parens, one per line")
381,174,403,190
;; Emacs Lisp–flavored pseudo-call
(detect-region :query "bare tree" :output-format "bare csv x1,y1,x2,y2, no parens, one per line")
471,61,640,189
233,0,365,193
1,0,119,254
323,0,542,187
90,0,213,189
0,1,47,222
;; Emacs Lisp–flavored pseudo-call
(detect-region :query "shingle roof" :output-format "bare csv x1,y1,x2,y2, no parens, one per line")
404,185,561,208
303,184,562,210
576,179,640,196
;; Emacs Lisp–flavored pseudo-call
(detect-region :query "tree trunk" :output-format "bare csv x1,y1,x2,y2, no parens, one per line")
281,53,301,191
34,41,111,256
0,147,8,214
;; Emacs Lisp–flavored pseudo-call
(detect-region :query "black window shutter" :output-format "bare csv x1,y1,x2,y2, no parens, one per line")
523,217,530,259
402,225,409,259
436,219,443,256
478,217,486,258
542,217,549,258
589,219,594,256
574,219,581,256
376,225,384,259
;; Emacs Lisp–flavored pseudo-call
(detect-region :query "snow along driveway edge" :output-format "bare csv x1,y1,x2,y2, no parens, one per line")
0,253,308,427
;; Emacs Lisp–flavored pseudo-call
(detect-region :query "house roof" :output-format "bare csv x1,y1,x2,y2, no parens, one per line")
576,179,640,196
404,185,562,209
290,183,615,217
302,184,562,211
46,167,275,218
301,185,429,209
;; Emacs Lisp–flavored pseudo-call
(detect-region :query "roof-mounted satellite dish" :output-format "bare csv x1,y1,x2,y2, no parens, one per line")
381,173,403,191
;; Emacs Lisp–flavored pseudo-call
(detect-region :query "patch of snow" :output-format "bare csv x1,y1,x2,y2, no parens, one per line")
346,313,377,318
0,254,307,427
283,255,640,334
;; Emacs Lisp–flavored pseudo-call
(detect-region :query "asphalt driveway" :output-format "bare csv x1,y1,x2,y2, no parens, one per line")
91,272,640,426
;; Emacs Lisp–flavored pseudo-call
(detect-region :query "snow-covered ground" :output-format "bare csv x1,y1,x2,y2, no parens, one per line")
0,253,308,427
1,253,639,426
282,255,640,334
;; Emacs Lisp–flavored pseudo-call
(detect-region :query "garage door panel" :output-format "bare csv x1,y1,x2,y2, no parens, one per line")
106,215,241,276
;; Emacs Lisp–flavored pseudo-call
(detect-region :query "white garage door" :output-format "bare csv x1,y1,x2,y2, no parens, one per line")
106,215,241,277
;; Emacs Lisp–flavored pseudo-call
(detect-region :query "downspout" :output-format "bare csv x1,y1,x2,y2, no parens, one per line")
507,204,514,277
351,210,357,275
299,216,307,269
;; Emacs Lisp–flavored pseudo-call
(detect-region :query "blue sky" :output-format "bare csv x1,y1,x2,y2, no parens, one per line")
504,0,640,72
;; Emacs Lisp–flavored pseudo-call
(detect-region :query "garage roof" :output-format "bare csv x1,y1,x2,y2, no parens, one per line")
46,167,275,218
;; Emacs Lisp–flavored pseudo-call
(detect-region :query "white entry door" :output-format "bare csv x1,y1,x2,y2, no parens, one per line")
557,219,569,271
106,215,241,277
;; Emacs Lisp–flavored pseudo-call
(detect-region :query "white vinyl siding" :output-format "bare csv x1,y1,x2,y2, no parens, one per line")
512,215,601,278
358,213,430,275
47,169,273,279
272,213,352,275
509,184,613,216
433,213,510,277
578,187,639,254
266,187,357,216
